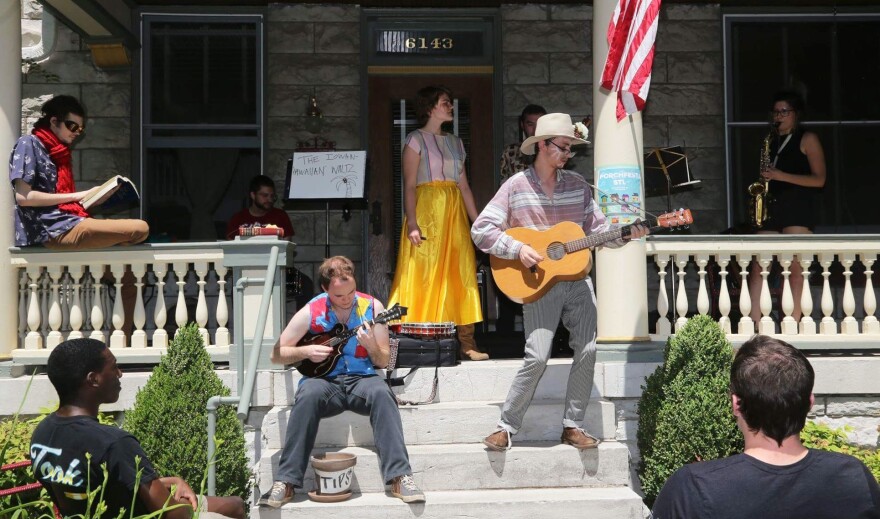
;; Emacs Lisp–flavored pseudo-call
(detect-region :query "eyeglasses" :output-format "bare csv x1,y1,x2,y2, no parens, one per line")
771,109,794,117
547,139,577,158
63,120,85,135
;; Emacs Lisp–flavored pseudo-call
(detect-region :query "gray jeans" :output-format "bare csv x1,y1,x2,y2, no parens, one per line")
276,374,412,486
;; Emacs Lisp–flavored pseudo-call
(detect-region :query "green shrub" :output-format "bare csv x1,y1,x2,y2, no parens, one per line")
123,324,250,501
637,315,743,506
802,421,880,481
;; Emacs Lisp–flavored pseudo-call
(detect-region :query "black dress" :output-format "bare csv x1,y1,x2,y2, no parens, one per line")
765,128,821,231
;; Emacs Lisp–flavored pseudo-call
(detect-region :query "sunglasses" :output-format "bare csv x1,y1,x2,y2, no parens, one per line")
62,120,85,135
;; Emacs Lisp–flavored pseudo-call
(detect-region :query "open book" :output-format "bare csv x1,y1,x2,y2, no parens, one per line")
81,175,140,210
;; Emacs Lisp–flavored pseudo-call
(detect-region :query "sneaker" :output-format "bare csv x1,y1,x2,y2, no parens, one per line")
482,429,512,451
560,427,600,450
390,474,425,503
258,481,294,508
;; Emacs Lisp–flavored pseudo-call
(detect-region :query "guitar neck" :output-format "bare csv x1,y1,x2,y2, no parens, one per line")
567,217,661,253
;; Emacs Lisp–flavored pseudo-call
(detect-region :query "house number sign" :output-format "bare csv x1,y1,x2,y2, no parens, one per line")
375,30,483,57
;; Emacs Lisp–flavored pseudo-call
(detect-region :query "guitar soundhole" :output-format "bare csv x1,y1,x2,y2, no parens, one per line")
547,242,565,261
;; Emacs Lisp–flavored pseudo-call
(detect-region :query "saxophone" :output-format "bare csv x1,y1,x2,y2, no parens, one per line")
747,123,779,228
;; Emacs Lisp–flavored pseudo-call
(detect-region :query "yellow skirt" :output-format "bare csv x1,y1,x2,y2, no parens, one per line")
388,181,483,325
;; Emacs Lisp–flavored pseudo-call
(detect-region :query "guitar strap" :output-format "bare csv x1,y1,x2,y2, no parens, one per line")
385,340,440,406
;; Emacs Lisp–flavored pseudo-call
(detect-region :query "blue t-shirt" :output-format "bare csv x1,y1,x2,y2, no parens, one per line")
8,134,83,246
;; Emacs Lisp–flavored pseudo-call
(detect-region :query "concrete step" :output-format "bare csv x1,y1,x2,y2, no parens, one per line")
256,441,631,493
269,359,605,404
262,399,617,449
251,486,645,519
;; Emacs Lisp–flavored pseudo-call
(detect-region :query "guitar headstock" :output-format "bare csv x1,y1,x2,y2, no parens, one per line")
657,209,693,229
377,303,408,324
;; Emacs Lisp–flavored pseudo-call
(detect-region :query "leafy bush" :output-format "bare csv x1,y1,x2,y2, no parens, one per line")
637,315,743,506
802,421,880,481
123,323,250,501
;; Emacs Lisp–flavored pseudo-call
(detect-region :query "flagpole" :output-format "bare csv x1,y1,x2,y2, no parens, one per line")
593,0,650,343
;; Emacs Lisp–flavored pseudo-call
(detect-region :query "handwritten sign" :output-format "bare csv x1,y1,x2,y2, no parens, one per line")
287,151,367,200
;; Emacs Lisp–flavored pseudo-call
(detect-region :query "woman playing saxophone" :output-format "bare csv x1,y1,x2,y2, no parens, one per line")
748,90,827,324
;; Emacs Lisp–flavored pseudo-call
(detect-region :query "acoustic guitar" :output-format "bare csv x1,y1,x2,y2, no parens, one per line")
490,209,693,304
295,303,407,378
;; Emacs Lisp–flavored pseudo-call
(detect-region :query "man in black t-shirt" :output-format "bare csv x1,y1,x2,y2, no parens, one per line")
30,338,245,519
651,336,880,519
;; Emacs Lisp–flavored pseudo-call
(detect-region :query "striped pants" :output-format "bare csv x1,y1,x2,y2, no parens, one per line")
498,278,598,434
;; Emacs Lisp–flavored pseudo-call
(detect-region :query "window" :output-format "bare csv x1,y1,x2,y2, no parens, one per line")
724,13,880,232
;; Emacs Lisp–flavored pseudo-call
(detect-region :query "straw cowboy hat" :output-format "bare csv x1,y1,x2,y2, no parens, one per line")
520,113,590,155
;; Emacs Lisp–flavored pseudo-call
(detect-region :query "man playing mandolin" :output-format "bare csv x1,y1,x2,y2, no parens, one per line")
260,256,424,507
471,113,649,452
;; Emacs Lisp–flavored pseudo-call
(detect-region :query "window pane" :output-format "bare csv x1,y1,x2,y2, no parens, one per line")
727,126,768,226
730,23,785,121
836,125,880,229
838,21,880,121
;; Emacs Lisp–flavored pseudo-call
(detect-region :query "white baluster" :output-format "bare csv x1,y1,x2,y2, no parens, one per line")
696,254,710,316
799,255,817,335
819,253,837,335
68,266,85,340
840,253,858,335
90,266,106,342
717,256,732,334
194,261,210,345
40,271,50,337
131,264,148,348
779,254,797,335
60,271,70,334
174,262,189,338
862,255,879,334
46,266,64,349
674,254,689,331
152,266,169,348
214,265,230,347
737,255,754,335
655,255,672,336
18,270,28,347
757,253,775,334
109,265,127,348
25,267,43,350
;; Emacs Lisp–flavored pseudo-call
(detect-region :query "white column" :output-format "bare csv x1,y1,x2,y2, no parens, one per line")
46,266,64,349
68,266,85,340
174,262,189,338
799,254,817,335
840,253,858,335
194,261,210,345
89,266,106,342
152,265,169,348
717,256,732,334
757,253,775,335
737,255,754,335
0,0,23,356
696,254,710,316
779,254,798,335
819,253,837,335
862,255,879,334
131,264,148,348
654,255,671,336
593,0,649,342
109,265,126,348
25,267,43,350
18,270,28,347
214,265,230,347
674,254,689,331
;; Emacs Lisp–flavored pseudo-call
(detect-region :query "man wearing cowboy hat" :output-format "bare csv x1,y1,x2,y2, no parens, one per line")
471,113,649,451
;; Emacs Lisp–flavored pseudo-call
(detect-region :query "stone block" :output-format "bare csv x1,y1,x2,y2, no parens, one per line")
504,84,592,117
502,116,519,144
315,23,360,54
668,52,723,84
657,21,721,53
826,397,880,417
642,116,669,149
268,54,360,86
268,85,359,118
503,21,589,54
503,53,550,85
80,149,131,182
501,4,549,21
648,84,722,116
549,52,592,85
265,149,293,184
668,116,723,148
37,51,129,85
53,23,83,52
614,398,640,422
22,0,43,19
81,84,130,117
270,4,359,23
550,4,592,21
651,52,668,84
684,146,724,180
74,117,129,149
22,19,41,47
286,211,317,245
810,417,880,449
268,22,314,54
267,116,361,150
663,3,720,21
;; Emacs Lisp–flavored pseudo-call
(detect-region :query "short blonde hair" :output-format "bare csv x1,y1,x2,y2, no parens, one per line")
318,256,355,289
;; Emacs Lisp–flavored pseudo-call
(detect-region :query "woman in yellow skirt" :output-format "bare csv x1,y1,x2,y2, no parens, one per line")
388,85,487,360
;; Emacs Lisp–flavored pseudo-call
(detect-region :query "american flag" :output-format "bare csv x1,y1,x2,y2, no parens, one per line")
600,0,662,121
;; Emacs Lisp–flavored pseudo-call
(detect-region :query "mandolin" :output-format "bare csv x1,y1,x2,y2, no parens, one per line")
295,303,407,378
490,209,693,304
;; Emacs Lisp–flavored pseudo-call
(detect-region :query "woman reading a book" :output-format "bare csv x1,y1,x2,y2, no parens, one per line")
9,95,148,249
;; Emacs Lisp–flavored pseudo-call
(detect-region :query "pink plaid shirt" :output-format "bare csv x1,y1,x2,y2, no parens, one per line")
471,167,621,259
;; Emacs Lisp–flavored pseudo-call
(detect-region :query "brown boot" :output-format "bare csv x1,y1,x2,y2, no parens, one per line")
560,427,600,450
457,324,488,361
482,429,512,451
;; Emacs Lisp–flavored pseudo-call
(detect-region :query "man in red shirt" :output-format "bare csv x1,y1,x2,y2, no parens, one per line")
225,175,294,239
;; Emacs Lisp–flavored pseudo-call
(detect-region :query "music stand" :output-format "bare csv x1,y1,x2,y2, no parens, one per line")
644,146,701,212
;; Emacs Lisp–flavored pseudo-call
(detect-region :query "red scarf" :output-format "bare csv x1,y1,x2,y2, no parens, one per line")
32,126,89,218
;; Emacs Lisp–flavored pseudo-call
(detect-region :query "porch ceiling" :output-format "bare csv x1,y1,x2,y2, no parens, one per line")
128,0,880,7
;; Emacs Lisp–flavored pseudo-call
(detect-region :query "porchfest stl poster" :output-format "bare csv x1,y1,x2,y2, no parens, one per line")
595,165,642,226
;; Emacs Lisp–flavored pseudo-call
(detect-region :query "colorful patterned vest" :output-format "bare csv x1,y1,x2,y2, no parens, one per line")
307,291,377,378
